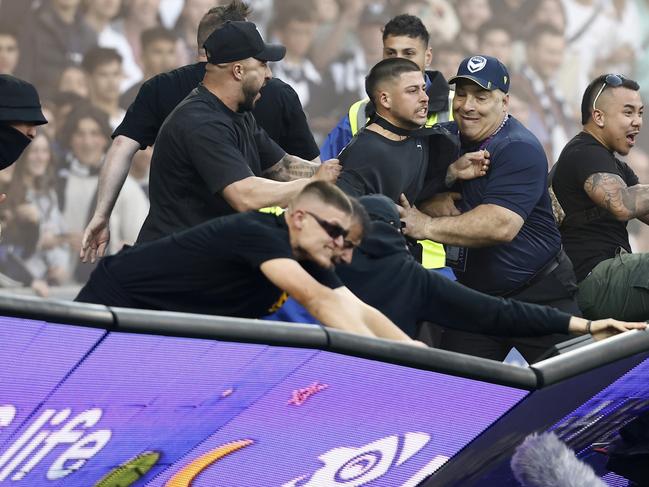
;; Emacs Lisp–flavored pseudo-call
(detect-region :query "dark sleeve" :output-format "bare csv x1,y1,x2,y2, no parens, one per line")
302,261,343,289
619,160,640,187
483,141,548,220
251,117,286,171
187,121,256,193
420,271,572,336
230,218,294,268
336,134,377,197
570,144,624,187
277,83,320,160
112,77,162,149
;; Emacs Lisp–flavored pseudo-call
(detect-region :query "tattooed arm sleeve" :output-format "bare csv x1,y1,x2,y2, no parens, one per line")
583,172,649,221
262,154,319,182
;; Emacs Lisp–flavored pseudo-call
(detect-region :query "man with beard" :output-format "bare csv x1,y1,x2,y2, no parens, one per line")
81,1,329,261
136,21,340,243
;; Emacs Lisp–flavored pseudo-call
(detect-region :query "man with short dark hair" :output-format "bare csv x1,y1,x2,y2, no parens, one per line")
81,1,323,262
338,57,486,204
76,182,420,344
82,47,125,130
320,13,451,160
400,55,580,362
552,74,648,321
119,27,179,109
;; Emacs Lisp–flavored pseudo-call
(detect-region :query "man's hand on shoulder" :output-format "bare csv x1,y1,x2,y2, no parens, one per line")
446,150,490,186
312,158,341,184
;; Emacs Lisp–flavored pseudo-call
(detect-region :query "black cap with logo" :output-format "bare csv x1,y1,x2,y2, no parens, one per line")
203,21,286,65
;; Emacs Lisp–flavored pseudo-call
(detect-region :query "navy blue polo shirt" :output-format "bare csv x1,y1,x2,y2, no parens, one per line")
443,116,561,295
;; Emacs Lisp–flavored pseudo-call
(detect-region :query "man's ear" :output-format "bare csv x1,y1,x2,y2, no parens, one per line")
379,90,391,110
232,62,245,81
424,46,433,69
592,109,605,127
502,93,510,112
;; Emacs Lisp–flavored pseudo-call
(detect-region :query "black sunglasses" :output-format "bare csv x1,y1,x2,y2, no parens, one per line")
304,211,349,240
592,74,625,110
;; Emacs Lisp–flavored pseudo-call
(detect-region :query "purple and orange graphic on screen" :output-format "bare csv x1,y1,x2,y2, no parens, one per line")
0,317,529,485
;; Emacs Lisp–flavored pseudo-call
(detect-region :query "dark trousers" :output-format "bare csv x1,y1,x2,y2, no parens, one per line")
439,250,580,364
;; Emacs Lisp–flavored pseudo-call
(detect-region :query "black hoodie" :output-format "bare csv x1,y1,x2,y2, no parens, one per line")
337,196,572,338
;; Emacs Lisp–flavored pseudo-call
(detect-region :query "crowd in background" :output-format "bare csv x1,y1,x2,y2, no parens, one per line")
1,0,648,297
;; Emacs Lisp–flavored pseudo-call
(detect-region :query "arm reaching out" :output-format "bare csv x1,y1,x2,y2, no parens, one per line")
80,135,141,263
568,316,647,340
260,258,424,346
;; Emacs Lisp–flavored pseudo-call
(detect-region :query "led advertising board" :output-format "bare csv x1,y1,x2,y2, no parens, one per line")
0,316,529,486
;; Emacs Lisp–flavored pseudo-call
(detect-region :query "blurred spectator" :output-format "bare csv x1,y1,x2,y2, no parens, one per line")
489,0,537,41
531,0,566,32
454,0,491,53
83,0,122,36
513,23,575,165
0,0,39,35
399,0,459,44
58,64,89,98
0,29,19,75
103,0,162,90
120,27,179,108
270,0,322,118
81,47,126,129
309,0,366,72
58,104,147,280
3,131,69,296
477,20,513,69
174,0,217,65
431,41,466,82
318,4,389,133
16,0,96,100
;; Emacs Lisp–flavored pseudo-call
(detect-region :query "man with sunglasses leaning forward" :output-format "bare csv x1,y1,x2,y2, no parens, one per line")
75,182,421,345
552,74,649,321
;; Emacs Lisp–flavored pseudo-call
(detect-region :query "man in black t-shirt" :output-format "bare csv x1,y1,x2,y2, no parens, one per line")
80,3,326,260
76,182,420,345
553,74,649,321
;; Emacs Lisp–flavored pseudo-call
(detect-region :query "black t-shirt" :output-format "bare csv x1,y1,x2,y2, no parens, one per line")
336,129,428,202
137,85,286,243
553,132,639,281
112,62,319,159
77,212,341,317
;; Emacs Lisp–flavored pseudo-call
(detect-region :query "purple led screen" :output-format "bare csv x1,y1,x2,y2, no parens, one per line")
0,318,529,486
548,356,649,487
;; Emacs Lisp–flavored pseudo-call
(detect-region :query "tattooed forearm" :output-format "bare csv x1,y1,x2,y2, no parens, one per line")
262,155,319,182
584,172,649,220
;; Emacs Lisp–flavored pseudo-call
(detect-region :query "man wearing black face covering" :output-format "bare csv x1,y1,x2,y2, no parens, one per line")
0,75,48,170
0,74,47,238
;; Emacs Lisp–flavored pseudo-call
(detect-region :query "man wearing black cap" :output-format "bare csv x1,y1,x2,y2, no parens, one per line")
81,2,326,262
0,74,47,170
400,55,581,362
134,20,340,244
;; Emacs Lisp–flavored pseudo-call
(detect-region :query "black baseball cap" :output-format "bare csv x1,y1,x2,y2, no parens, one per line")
448,55,510,93
203,21,286,64
0,75,47,125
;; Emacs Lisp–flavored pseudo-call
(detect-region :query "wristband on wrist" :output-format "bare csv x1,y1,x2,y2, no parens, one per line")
586,320,592,334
